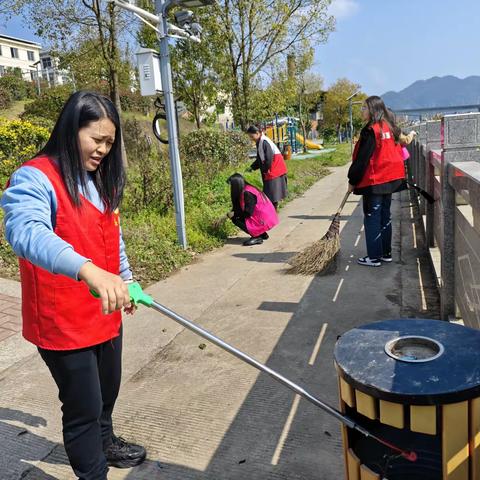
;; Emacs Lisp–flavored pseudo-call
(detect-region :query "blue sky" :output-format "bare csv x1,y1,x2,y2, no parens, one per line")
2,0,480,95
316,0,480,94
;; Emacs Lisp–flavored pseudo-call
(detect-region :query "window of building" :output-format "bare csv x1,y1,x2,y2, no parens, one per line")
27,50,35,61
10,47,19,59
42,57,52,69
0,46,3,56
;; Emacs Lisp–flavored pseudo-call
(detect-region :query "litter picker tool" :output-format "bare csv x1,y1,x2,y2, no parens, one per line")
288,191,351,276
91,283,417,463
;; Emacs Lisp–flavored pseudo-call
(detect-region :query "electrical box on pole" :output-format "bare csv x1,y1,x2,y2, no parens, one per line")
136,48,163,97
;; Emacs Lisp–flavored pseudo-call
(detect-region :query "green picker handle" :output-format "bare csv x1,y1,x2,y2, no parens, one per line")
90,282,153,307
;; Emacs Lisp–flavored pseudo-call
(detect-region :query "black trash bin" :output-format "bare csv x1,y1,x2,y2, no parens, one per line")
334,319,480,480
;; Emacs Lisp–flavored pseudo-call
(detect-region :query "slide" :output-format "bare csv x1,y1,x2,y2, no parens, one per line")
296,133,323,150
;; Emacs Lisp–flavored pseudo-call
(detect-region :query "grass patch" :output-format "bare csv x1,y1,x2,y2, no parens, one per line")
0,100,33,120
299,142,351,167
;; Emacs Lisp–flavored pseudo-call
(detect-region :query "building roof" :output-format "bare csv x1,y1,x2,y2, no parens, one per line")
0,34,42,47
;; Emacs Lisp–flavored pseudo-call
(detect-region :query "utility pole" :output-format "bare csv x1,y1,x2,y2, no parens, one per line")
110,0,213,249
155,0,187,248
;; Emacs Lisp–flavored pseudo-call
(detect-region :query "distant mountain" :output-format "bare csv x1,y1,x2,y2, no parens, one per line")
382,76,480,110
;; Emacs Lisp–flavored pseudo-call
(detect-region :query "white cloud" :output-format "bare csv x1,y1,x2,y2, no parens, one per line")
329,0,360,19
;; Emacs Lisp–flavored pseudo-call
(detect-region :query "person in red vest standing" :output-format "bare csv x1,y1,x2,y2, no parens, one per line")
347,96,406,267
247,125,288,210
226,173,279,246
1,91,146,479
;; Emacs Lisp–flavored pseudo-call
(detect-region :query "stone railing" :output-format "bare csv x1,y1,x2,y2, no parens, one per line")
408,113,480,325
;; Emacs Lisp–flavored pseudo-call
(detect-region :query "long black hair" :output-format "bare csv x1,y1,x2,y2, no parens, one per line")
364,95,401,143
227,173,252,213
38,90,125,211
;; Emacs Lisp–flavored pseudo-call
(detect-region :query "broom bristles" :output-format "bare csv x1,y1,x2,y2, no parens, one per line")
212,215,228,229
287,212,342,276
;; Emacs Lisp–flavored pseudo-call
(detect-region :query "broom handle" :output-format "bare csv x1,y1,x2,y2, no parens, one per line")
336,191,351,215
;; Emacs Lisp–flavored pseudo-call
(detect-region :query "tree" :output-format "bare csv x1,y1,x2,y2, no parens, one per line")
57,38,132,95
248,69,296,122
216,0,334,128
11,1,128,115
323,78,366,141
170,11,228,129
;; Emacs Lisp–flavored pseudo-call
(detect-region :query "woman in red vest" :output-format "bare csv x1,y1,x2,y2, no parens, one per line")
1,91,145,479
348,96,406,267
247,125,288,210
226,173,279,246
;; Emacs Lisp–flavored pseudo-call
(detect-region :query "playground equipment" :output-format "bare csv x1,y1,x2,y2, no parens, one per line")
262,116,323,154
296,132,322,150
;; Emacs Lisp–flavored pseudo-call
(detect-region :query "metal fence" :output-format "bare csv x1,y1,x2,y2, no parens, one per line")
408,113,480,326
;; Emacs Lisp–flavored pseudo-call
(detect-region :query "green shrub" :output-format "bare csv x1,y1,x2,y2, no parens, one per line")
120,90,152,115
0,119,50,186
20,114,55,131
122,118,173,214
0,73,36,101
21,85,73,122
0,208,19,280
0,87,13,110
180,128,251,184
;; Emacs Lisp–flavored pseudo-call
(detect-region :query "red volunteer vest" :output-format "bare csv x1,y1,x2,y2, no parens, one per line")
258,135,288,181
353,122,405,189
17,156,122,350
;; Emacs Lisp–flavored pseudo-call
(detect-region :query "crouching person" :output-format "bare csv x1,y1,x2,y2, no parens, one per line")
227,173,279,246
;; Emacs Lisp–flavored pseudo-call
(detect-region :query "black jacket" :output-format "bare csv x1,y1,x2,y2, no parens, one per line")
251,139,274,174
233,191,257,221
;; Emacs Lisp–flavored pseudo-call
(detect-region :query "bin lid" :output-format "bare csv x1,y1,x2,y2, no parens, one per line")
334,319,480,405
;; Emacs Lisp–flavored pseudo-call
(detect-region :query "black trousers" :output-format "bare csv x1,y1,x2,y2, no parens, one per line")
39,328,123,480
231,217,250,235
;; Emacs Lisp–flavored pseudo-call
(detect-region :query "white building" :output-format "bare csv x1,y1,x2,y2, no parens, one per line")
39,51,70,86
0,34,41,81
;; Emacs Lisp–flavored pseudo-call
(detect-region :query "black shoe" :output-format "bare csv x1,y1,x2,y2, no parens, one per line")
261,232,269,240
243,237,263,246
104,435,147,468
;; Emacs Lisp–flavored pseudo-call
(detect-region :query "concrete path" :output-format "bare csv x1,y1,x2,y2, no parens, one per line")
0,166,439,480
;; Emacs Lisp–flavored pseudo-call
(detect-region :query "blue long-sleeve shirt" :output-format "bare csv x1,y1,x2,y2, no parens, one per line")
1,165,133,281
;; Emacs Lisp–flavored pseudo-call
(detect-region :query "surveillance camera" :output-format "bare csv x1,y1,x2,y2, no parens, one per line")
190,22,203,36
174,10,194,28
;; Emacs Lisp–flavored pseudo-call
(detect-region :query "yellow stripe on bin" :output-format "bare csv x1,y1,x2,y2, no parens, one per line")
443,401,469,480
379,400,404,429
347,449,360,480
360,464,380,480
338,379,350,480
355,390,377,420
340,377,355,408
410,405,437,435
470,398,480,480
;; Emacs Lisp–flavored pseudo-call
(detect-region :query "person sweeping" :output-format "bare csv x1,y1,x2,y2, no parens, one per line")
348,95,406,267
247,125,288,210
226,173,279,246
1,91,146,479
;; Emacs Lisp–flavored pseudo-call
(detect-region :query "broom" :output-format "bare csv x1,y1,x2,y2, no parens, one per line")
212,214,229,229
288,191,351,276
